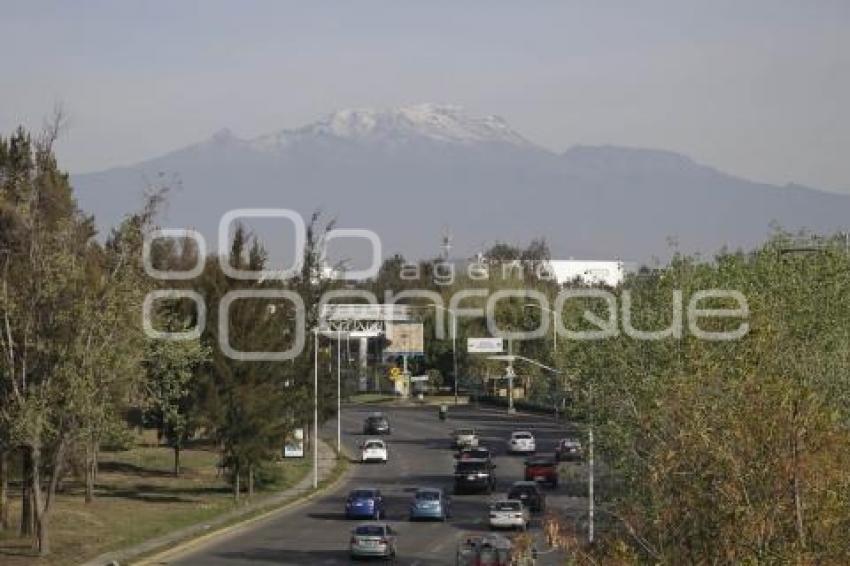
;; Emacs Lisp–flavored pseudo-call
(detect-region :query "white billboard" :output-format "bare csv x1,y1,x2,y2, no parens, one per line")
467,337,504,353
283,428,304,458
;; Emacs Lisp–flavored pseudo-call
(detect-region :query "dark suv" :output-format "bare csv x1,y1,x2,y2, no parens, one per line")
454,458,496,494
363,413,391,435
507,481,546,513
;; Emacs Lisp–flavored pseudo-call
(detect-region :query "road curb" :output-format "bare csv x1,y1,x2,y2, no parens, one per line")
79,439,351,566
131,443,352,565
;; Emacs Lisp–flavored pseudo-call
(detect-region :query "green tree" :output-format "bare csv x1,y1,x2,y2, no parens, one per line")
0,121,155,554
144,311,209,476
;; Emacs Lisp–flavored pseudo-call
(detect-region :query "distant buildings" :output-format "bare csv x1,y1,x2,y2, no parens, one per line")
546,259,626,287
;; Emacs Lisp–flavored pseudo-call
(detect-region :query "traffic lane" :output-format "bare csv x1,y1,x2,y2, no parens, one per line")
173,408,384,565
173,405,456,565
341,405,578,560
174,405,577,565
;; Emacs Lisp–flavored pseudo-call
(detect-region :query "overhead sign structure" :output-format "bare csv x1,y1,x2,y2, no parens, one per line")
467,337,504,354
384,322,425,355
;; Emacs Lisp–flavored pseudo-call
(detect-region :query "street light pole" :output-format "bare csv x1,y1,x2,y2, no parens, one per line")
313,329,319,489
337,331,341,454
588,383,595,544
451,310,458,405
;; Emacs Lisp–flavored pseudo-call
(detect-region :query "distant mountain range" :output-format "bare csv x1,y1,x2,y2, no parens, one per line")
72,103,850,264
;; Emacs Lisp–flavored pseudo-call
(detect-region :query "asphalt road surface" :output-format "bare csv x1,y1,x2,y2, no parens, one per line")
172,404,586,565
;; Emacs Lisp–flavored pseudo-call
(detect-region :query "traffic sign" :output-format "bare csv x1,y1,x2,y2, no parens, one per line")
467,337,504,353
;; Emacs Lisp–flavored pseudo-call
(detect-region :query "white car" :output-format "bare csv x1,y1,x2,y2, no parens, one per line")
508,431,536,454
489,499,530,530
361,439,388,463
452,428,479,449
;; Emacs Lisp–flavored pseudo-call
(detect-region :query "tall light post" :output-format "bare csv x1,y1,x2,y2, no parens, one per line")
429,305,458,405
588,382,595,545
336,330,342,454
312,329,319,489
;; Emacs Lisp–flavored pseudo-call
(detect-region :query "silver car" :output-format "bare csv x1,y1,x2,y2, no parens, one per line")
489,499,530,531
349,523,397,560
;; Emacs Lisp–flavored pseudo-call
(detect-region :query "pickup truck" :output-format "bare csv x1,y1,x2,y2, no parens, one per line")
524,456,558,488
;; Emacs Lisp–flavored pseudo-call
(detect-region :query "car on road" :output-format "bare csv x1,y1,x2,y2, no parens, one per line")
455,446,491,463
507,481,546,514
363,413,391,435
345,488,386,520
554,437,583,462
524,456,558,487
457,534,514,566
349,523,397,560
508,431,536,454
488,499,530,531
360,439,389,463
454,458,496,494
451,428,479,449
409,487,451,521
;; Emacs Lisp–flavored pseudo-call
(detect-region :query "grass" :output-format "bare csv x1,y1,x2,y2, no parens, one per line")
346,393,398,404
0,441,311,566
131,439,349,564
347,393,470,405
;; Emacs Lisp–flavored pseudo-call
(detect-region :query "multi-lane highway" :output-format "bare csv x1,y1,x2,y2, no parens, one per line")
172,404,586,565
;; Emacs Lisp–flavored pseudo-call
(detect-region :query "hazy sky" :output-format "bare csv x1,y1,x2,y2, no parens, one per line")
1,1,847,192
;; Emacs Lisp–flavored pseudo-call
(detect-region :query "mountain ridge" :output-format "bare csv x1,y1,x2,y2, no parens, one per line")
71,104,850,263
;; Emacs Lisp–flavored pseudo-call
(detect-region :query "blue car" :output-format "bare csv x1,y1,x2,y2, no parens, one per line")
409,487,451,521
345,488,385,520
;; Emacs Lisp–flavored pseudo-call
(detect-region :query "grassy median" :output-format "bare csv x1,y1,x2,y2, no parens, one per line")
0,441,310,566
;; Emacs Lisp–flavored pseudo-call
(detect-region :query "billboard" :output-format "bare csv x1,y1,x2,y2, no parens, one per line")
283,428,304,458
384,322,424,355
467,337,504,353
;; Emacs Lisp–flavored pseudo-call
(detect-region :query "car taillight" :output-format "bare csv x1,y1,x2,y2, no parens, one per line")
379,537,389,544
350,536,357,544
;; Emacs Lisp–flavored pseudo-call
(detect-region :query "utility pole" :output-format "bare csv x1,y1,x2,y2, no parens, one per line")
336,331,341,454
588,383,595,544
452,311,458,405
313,330,319,489
506,338,515,413
486,342,560,416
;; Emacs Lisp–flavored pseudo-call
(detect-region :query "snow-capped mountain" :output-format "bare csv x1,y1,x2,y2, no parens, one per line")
249,104,534,151
71,104,850,262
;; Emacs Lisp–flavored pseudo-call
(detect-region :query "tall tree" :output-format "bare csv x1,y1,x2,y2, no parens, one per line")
0,121,155,554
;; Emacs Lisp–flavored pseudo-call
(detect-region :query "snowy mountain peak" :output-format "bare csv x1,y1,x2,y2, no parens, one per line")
250,104,533,150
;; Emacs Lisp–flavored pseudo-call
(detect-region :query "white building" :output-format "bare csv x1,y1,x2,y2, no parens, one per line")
546,259,625,287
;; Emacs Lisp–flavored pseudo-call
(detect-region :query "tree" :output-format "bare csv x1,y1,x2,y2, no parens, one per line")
0,122,155,554
553,237,850,562
144,311,209,476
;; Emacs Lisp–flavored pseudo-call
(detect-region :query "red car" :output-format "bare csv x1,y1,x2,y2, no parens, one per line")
524,456,558,488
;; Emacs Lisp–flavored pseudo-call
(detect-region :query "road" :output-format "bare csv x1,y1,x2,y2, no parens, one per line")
172,404,586,565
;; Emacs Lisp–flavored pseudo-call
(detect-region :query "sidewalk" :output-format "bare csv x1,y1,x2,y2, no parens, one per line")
80,439,342,566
